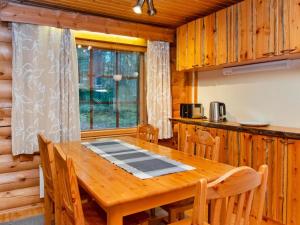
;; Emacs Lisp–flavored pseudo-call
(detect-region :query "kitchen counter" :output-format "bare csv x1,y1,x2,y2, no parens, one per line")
171,117,300,139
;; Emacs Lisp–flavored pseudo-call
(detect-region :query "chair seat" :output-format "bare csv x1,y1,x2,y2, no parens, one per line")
83,201,149,225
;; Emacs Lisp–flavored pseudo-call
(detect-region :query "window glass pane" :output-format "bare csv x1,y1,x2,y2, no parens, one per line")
93,103,116,129
78,47,141,130
93,50,116,76
78,47,91,130
119,103,138,128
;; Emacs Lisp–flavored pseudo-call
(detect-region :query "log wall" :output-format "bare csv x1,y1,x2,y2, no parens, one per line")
0,21,42,221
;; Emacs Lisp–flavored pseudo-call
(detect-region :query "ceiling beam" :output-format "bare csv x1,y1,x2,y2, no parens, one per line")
0,2,175,42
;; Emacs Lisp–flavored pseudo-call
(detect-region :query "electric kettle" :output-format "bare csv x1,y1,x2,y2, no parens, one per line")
209,102,226,122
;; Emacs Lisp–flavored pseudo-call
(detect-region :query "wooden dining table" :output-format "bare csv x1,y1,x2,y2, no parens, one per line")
56,136,234,225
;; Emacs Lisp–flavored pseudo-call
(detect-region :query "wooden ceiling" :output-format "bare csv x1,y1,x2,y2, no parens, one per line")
20,0,241,28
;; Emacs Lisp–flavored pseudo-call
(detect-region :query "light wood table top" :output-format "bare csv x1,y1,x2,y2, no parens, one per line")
56,136,234,225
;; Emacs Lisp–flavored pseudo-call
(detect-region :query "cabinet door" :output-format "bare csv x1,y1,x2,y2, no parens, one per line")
288,0,300,54
176,24,188,71
276,0,291,55
178,123,195,151
228,4,239,63
287,139,300,225
254,0,276,58
187,21,196,69
237,0,255,61
203,14,216,66
195,18,203,68
216,8,229,65
227,130,241,166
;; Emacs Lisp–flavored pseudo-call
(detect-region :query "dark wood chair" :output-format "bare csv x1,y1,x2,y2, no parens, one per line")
168,165,268,225
163,129,221,222
137,124,159,144
53,144,150,225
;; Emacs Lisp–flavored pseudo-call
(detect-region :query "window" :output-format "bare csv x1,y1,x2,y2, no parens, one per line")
78,46,142,130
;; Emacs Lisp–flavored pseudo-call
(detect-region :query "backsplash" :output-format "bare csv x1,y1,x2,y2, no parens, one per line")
197,60,300,128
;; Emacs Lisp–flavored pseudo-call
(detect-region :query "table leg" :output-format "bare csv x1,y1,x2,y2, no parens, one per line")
107,210,123,225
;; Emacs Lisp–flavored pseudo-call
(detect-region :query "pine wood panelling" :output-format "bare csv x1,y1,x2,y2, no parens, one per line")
0,2,175,42
0,22,11,43
289,0,300,54
0,156,40,174
21,0,241,28
203,13,216,66
0,186,41,211
254,0,276,58
0,169,39,192
237,0,254,61
216,8,228,65
0,80,12,99
228,4,238,63
187,21,196,69
287,140,300,225
0,42,12,61
0,139,11,155
0,99,11,108
0,61,12,80
0,203,44,223
0,127,11,139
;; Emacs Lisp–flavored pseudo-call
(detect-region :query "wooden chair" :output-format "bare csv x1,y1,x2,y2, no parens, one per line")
53,145,150,225
137,124,159,144
37,133,56,225
163,129,221,222
168,165,268,225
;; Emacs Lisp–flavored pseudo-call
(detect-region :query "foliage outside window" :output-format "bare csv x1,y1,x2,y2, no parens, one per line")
78,46,141,130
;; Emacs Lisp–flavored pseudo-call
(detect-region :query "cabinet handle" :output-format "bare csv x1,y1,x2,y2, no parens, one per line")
262,52,275,57
280,48,297,54
263,138,275,143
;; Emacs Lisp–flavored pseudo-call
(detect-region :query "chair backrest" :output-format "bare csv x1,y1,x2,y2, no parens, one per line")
137,124,159,144
184,129,220,161
192,165,268,225
53,145,85,225
37,133,56,200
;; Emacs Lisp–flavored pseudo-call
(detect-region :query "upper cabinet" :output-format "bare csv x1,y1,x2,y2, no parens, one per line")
176,0,300,71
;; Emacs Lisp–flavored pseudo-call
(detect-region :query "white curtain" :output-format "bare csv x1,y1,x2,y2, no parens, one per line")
11,23,80,155
146,41,172,139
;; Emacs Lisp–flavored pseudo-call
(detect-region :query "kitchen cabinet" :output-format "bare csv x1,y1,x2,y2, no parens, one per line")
176,24,187,71
254,0,276,59
237,0,254,61
216,8,229,65
203,14,216,66
289,0,300,54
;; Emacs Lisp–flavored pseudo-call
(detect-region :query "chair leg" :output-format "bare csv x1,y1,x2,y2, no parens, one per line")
44,192,54,225
169,209,178,223
150,208,156,217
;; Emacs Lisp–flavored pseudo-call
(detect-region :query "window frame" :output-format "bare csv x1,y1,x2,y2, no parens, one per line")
77,39,147,137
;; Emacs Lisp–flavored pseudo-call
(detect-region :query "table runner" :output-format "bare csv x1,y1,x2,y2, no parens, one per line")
82,139,195,179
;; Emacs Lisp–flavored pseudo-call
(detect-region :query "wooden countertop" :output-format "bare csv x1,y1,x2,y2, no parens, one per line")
171,118,300,140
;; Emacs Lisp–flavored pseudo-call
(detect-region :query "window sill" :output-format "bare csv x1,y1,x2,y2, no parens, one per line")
81,127,137,140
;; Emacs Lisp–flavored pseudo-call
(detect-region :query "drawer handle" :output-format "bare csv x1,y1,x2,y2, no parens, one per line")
262,52,275,57
280,48,297,54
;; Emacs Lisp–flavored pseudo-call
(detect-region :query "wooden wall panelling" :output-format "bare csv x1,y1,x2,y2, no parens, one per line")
0,155,40,174
254,0,276,58
288,0,300,54
0,186,41,211
0,80,12,99
0,139,11,155
0,169,39,192
216,8,228,65
237,0,254,61
287,140,300,225
0,3,175,42
0,127,11,139
203,13,216,66
0,22,11,43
